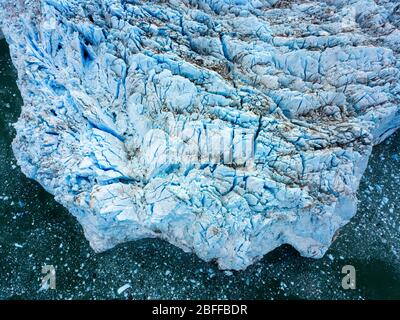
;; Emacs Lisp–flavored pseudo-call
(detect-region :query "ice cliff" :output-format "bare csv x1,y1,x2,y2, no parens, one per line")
0,0,399,270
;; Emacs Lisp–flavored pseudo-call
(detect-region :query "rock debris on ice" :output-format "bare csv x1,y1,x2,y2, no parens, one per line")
0,0,399,269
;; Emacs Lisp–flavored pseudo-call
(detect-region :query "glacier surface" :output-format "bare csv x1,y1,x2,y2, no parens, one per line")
0,0,399,270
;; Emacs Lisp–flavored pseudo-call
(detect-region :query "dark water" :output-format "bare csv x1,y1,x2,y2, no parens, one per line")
0,39,399,300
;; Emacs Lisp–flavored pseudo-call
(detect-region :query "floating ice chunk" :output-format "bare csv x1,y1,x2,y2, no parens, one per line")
117,284,131,295
0,0,399,270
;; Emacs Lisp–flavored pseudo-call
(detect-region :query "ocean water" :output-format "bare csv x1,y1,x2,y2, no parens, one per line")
0,39,399,300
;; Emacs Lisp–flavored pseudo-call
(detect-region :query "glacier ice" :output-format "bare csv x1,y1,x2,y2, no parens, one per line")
0,0,399,270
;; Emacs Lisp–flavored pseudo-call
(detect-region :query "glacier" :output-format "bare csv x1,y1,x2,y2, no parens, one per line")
0,0,399,270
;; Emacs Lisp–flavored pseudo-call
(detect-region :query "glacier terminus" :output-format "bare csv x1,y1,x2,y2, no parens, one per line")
0,0,399,270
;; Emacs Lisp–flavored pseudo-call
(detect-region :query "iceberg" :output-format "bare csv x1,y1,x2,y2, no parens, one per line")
0,0,399,270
